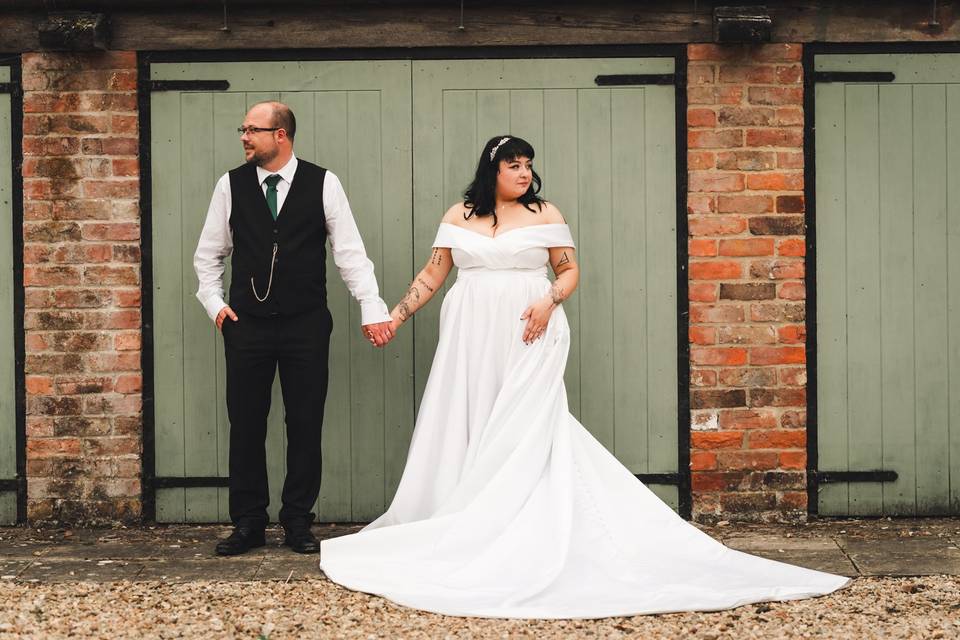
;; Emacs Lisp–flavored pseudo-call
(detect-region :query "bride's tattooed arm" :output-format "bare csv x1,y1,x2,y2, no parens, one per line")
392,247,453,325
547,248,579,306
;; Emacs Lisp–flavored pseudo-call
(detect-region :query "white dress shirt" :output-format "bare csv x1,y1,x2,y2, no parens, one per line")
193,154,392,325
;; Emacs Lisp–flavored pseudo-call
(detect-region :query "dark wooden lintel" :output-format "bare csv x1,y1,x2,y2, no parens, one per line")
2,2,960,51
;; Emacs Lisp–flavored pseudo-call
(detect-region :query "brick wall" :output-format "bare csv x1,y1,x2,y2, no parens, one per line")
21,52,142,524
686,43,808,522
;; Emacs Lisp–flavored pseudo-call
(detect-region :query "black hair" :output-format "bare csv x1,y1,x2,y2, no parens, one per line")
463,135,544,226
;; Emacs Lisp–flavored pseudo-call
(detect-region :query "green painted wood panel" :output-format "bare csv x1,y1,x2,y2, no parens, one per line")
814,81,849,514
843,84,883,516
878,84,918,514
412,58,679,510
152,57,677,521
0,64,16,524
151,62,412,522
815,53,960,515
948,85,960,514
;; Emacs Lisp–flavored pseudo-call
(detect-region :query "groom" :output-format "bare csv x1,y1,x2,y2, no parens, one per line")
194,101,394,555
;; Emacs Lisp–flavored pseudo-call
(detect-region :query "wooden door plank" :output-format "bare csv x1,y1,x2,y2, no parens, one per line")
314,91,353,522
151,90,187,522
912,83,951,514
643,84,680,476
380,68,415,506
816,53,960,85
947,84,960,514
542,89,582,420
814,82,850,515
843,83,883,516
0,89,14,495
877,84,918,515
212,91,248,522
346,89,387,520
611,87,649,473
179,92,220,522
476,90,510,152
509,89,544,160
577,88,615,452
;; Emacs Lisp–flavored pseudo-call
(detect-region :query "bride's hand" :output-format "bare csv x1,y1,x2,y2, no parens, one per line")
520,297,556,344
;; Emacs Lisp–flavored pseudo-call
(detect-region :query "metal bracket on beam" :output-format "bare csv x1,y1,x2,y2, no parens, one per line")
148,80,231,92
813,72,896,83
713,5,772,43
39,12,110,51
816,470,898,484
595,74,676,86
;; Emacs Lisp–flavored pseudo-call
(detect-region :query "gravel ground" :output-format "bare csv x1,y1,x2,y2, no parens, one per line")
1,576,958,639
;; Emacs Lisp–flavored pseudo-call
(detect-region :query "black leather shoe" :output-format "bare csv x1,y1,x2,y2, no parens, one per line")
283,525,320,554
215,526,266,556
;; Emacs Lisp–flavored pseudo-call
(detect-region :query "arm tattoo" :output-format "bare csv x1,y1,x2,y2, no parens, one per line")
404,285,421,304
556,251,570,267
431,248,443,266
398,302,413,322
416,276,435,293
550,282,565,305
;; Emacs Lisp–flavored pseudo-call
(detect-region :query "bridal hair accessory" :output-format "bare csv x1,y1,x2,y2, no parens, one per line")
489,137,511,161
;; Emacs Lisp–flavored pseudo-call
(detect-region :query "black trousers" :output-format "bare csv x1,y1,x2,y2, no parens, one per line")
222,306,332,529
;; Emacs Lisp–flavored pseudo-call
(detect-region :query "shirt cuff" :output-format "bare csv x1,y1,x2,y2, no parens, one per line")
200,294,228,323
360,299,392,326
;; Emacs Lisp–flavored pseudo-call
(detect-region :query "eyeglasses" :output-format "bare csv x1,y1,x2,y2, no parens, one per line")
237,126,280,135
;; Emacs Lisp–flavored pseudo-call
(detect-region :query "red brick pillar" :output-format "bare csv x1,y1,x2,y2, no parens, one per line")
21,52,142,524
686,44,807,522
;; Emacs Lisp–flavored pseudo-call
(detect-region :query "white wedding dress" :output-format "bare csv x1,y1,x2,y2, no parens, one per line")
319,223,849,618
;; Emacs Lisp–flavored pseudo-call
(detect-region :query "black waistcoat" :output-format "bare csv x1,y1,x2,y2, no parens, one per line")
227,160,328,317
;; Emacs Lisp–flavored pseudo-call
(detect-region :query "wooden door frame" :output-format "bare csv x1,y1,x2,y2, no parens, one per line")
0,54,25,524
802,41,960,516
137,44,692,521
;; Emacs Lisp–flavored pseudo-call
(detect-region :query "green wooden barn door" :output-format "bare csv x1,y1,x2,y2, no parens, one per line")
150,61,413,522
815,53,960,515
0,64,17,524
412,58,680,508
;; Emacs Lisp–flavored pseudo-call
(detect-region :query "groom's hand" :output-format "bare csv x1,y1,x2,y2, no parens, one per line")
216,305,238,331
362,321,394,348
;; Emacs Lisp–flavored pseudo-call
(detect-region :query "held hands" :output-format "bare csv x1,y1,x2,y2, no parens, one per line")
521,297,556,344
363,321,394,348
216,305,238,331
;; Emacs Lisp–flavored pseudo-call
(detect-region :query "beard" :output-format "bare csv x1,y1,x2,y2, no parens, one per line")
245,145,279,166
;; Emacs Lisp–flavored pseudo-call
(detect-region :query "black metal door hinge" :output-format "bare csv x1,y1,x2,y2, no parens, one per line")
635,473,682,485
153,476,230,489
813,72,895,83
148,80,231,92
815,470,898,483
596,74,677,87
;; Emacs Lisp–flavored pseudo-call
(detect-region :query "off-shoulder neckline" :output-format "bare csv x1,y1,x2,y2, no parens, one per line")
439,222,569,240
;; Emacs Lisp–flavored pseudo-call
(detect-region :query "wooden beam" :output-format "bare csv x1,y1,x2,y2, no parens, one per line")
0,2,957,52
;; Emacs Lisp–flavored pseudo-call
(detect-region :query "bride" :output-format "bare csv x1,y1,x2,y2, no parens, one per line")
319,135,849,618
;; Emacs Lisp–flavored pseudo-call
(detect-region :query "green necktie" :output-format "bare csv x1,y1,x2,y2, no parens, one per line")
264,174,282,220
